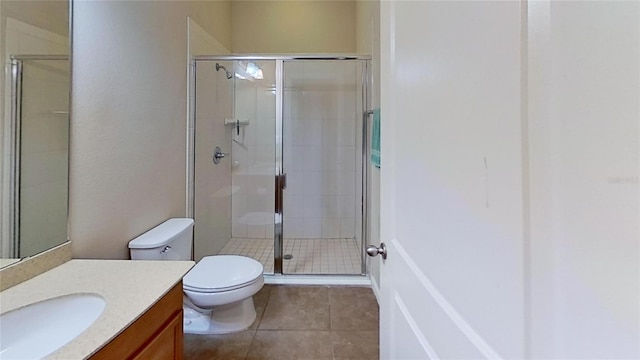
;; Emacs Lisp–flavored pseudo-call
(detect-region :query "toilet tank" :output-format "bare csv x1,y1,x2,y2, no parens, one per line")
128,218,194,261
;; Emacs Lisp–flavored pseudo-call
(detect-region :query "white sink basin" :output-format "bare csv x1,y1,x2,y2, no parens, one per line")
0,293,105,359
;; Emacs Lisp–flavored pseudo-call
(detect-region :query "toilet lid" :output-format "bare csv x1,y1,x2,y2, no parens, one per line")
183,255,263,292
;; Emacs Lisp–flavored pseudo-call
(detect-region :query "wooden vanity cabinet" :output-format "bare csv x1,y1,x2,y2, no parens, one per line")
90,282,184,360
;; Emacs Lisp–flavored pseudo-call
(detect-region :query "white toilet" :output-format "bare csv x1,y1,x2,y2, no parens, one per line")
128,218,264,335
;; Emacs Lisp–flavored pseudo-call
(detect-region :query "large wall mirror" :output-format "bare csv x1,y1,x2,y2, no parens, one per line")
0,0,70,267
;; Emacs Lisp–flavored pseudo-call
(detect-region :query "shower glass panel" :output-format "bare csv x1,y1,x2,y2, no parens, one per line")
5,58,70,258
193,59,277,275
281,60,366,274
192,57,369,277
193,60,234,262
228,61,277,274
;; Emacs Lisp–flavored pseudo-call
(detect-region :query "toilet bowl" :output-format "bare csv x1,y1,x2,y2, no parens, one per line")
181,255,264,334
128,218,264,335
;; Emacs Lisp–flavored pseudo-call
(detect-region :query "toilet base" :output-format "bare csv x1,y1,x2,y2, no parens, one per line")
183,297,257,335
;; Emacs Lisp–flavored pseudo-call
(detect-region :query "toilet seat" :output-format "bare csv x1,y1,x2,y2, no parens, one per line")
183,255,263,293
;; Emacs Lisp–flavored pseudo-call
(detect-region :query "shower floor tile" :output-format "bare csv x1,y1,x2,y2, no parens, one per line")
218,238,362,275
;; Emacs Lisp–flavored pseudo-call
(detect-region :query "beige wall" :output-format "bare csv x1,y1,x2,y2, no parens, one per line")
1,1,69,37
356,0,375,55
70,0,364,259
232,0,356,54
189,1,232,51
70,1,231,259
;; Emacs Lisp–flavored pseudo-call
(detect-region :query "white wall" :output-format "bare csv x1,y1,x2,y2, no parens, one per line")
71,1,230,259
528,1,640,357
378,0,639,357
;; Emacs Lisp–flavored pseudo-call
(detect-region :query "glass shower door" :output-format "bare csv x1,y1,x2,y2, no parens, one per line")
280,60,367,274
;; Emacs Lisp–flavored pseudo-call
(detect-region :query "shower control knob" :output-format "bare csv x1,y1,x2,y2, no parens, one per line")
366,243,387,259
213,146,228,165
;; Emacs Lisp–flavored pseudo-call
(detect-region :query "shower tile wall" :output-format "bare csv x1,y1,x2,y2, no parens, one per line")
193,61,233,261
282,61,360,240
231,61,276,239
229,60,363,263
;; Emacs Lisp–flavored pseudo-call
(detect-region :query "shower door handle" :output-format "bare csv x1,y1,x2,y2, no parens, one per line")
277,173,287,190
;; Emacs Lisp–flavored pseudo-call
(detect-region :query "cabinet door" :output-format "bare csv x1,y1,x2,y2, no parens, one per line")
90,283,184,360
133,310,183,360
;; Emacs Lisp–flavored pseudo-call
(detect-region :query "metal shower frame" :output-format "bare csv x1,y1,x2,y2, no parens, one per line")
188,55,372,276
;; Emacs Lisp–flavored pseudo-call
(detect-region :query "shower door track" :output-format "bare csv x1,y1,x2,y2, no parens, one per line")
189,55,372,277
192,55,372,61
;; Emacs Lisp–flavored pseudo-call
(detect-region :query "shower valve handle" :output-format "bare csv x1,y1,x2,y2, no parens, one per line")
213,146,228,165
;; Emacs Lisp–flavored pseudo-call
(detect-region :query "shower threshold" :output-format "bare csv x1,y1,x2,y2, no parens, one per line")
263,274,371,286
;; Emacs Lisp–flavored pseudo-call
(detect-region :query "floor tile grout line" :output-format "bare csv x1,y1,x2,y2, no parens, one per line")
244,286,272,360
225,237,362,275
242,328,257,360
328,286,333,332
328,286,336,360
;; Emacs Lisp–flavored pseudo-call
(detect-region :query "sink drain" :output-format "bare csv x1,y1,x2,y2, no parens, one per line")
283,254,293,260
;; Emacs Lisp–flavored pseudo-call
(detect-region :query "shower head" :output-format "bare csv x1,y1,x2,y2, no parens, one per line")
215,63,233,79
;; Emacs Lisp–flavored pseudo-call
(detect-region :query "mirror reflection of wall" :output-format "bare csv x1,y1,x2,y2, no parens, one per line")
0,1,70,265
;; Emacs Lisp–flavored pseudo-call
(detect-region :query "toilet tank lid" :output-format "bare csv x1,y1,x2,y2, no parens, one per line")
128,218,194,249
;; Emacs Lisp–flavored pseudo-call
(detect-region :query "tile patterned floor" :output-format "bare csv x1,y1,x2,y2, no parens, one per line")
219,238,362,274
184,285,379,360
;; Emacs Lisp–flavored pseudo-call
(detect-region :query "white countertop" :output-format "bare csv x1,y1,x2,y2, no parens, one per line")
0,259,194,359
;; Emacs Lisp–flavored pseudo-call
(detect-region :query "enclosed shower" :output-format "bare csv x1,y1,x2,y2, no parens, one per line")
2,56,69,259
189,56,370,277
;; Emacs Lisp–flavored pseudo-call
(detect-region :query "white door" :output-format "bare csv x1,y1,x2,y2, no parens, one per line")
379,1,526,358
378,1,640,359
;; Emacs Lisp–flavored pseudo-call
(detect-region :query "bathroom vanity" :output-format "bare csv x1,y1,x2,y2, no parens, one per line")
0,258,193,359
90,282,184,359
